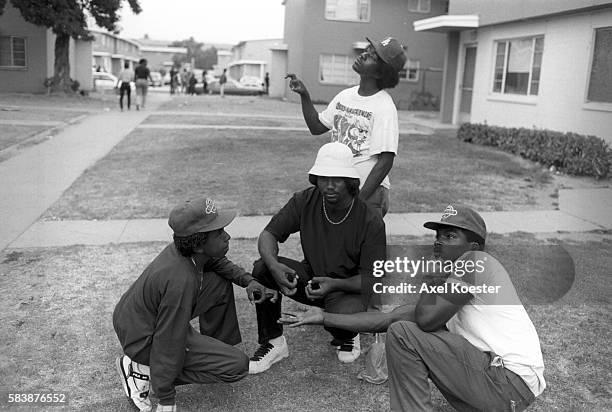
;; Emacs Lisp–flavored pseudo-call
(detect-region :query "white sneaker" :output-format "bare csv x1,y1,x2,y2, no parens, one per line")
248,336,289,374
116,355,152,412
337,334,361,363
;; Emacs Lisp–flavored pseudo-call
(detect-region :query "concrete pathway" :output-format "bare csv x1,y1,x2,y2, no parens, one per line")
8,193,611,248
0,93,168,251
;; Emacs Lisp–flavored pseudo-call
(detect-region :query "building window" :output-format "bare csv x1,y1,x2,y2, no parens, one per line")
319,54,359,85
325,0,370,22
587,27,612,104
493,36,543,95
399,59,420,82
0,36,26,68
408,0,430,13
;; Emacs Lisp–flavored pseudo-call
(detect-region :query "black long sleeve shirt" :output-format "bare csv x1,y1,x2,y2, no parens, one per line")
113,243,253,405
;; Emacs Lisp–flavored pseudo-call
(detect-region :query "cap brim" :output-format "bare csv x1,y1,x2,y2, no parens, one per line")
197,209,237,233
423,221,484,239
365,37,389,65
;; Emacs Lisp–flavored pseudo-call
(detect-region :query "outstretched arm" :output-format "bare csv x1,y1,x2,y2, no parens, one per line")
286,74,330,135
280,304,416,333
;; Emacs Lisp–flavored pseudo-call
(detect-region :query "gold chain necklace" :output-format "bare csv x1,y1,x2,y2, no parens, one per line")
322,197,354,225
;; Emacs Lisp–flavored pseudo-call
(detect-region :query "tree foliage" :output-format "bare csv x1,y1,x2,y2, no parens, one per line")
0,0,142,92
171,37,218,70
4,0,141,38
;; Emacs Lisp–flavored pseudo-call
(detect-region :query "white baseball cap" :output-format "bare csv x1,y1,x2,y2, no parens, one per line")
308,142,360,183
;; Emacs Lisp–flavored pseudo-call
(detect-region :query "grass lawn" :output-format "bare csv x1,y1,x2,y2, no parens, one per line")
44,126,557,220
143,114,307,128
157,95,315,117
0,233,610,411
0,125,48,151
0,92,118,111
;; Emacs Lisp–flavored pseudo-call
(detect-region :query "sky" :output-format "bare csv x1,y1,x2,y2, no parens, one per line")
117,0,286,45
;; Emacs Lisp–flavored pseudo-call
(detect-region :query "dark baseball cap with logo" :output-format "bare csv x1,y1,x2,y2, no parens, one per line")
366,36,408,72
424,204,487,240
168,198,236,237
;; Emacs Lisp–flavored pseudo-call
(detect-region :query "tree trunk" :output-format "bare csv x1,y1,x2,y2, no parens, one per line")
52,32,72,93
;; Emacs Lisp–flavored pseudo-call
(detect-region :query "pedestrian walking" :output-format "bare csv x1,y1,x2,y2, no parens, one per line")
116,62,134,111
134,59,153,110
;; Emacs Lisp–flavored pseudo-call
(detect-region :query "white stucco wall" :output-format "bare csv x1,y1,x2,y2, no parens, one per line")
456,9,612,143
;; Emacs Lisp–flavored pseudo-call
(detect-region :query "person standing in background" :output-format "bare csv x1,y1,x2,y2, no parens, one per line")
116,62,134,111
219,69,228,98
134,59,153,110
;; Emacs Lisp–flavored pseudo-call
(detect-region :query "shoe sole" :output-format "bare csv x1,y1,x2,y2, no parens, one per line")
337,351,361,363
115,356,131,398
249,347,289,374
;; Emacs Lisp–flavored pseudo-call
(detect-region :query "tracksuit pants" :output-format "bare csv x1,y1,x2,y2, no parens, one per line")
386,321,536,412
125,271,248,386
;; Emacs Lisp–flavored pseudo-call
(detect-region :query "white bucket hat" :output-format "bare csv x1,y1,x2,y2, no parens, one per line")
308,142,360,184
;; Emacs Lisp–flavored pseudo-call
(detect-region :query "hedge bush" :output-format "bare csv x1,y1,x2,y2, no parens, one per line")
457,123,612,179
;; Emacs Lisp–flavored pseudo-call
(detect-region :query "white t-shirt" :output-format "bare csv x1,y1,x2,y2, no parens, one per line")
118,68,134,83
318,86,399,189
445,250,546,397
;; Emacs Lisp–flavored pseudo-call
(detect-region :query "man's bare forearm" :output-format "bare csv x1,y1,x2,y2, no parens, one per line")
323,305,416,333
258,230,280,268
360,153,394,200
300,93,329,135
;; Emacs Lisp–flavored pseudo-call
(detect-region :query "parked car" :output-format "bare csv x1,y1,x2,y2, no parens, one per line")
206,77,264,95
92,71,135,92
149,71,163,87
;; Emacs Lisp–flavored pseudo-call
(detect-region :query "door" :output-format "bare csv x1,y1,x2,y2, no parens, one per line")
458,45,477,123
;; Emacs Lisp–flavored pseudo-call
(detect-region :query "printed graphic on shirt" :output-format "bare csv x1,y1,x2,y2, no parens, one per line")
330,102,373,157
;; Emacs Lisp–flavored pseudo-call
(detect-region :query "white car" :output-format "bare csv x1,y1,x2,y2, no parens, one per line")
93,72,135,91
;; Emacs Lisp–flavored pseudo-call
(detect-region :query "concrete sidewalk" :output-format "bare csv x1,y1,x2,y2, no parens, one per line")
0,93,168,251
8,189,611,248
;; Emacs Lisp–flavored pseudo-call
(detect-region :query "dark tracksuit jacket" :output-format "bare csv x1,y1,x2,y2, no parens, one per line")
112,243,253,405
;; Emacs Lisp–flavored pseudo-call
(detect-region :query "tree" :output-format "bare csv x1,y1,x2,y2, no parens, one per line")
0,0,141,92
171,37,217,70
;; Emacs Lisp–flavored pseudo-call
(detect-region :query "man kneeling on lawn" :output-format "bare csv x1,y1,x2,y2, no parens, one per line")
113,197,277,412
280,205,546,411
248,142,386,374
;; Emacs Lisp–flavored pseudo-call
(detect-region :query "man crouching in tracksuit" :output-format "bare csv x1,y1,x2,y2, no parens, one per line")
113,197,277,412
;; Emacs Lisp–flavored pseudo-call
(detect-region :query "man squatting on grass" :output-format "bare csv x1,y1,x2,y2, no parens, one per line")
113,198,277,412
287,36,407,217
280,205,546,411
248,142,386,374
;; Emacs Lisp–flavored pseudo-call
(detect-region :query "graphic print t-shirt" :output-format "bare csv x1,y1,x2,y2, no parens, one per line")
319,86,399,189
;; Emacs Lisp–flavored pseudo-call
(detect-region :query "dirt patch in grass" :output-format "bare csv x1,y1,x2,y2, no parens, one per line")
44,126,565,220
0,233,610,411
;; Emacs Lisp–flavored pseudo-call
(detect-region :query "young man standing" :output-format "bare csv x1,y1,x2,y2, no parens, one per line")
287,36,407,216
280,205,546,411
248,143,387,374
219,69,228,98
113,198,277,412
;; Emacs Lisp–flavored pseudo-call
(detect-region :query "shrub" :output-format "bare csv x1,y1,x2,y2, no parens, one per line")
457,123,612,179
